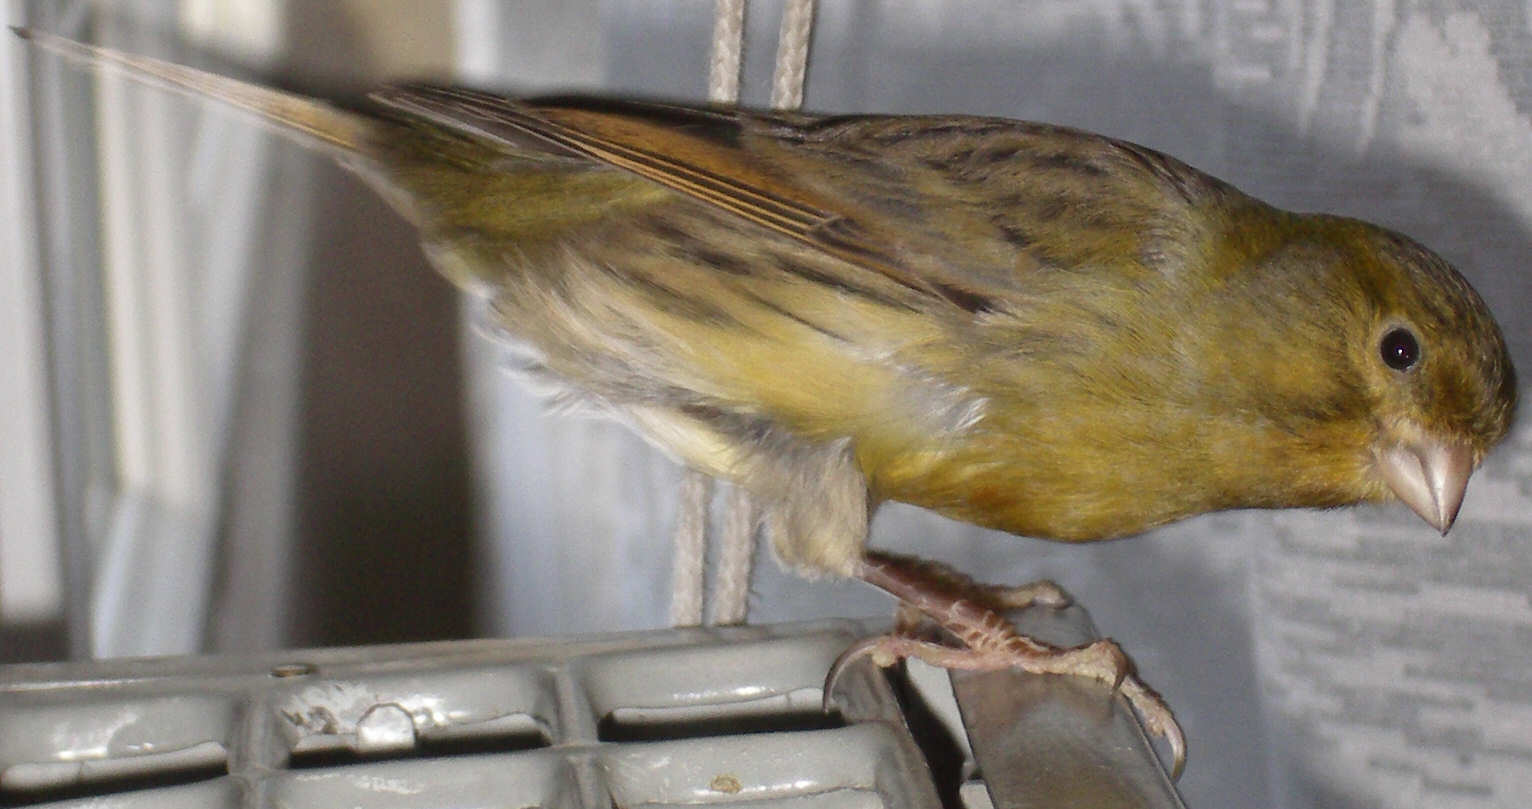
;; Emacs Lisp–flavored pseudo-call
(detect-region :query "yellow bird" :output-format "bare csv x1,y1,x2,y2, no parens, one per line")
15,27,1517,777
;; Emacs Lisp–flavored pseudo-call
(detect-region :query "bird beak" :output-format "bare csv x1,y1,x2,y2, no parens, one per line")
1374,438,1475,534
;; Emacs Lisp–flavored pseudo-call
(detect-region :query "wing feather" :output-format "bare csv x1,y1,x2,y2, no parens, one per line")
370,86,975,305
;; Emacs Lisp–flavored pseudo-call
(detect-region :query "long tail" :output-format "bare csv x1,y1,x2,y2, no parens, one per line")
10,26,374,155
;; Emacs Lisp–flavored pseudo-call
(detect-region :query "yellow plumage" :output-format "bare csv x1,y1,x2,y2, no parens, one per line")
17,27,1517,775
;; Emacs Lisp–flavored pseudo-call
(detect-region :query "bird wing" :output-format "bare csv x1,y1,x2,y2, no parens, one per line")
369,87,1007,312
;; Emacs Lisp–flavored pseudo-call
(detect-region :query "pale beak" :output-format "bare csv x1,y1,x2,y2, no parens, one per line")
1374,439,1475,534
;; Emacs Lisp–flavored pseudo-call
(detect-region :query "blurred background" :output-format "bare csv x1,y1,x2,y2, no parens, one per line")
3,1,1531,807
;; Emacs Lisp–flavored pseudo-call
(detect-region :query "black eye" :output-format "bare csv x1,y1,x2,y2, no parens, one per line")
1380,327,1420,371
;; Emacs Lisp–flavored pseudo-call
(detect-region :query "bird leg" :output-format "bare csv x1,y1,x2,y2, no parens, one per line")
826,550,1186,778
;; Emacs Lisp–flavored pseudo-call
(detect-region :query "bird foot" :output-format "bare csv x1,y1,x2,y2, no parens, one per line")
826,625,1186,779
829,550,1186,779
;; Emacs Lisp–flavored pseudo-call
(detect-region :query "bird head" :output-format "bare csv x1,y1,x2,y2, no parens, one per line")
1223,215,1519,533
1344,223,1517,532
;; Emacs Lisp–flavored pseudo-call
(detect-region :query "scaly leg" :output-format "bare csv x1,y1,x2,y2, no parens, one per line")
826,550,1186,778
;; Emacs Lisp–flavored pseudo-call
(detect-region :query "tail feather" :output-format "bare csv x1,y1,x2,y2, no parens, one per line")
11,26,374,155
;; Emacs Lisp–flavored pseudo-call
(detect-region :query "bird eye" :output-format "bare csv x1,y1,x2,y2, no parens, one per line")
1379,327,1420,371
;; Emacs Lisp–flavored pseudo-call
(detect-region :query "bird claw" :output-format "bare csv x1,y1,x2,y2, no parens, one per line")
1120,676,1187,780
821,631,917,712
824,631,1187,780
987,579,1073,610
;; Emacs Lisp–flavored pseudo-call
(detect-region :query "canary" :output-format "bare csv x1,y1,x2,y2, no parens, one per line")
16,28,1517,777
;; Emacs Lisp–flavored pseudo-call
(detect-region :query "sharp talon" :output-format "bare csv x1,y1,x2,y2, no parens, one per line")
1082,639,1129,691
822,635,891,712
1119,675,1187,780
1149,703,1188,780
1169,723,1187,780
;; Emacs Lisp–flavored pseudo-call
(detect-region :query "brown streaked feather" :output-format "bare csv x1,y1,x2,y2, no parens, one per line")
370,86,1237,319
370,85,996,308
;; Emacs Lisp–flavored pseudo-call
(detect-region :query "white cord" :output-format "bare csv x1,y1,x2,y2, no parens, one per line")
709,483,760,625
707,0,816,623
677,0,816,627
670,468,710,627
708,0,746,104
770,0,815,110
672,0,748,629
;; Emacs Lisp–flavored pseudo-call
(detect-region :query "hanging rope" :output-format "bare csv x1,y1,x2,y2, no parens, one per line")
673,0,748,628
709,484,760,624
770,0,815,110
676,0,815,628
669,469,710,626
708,0,746,104
709,0,814,625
